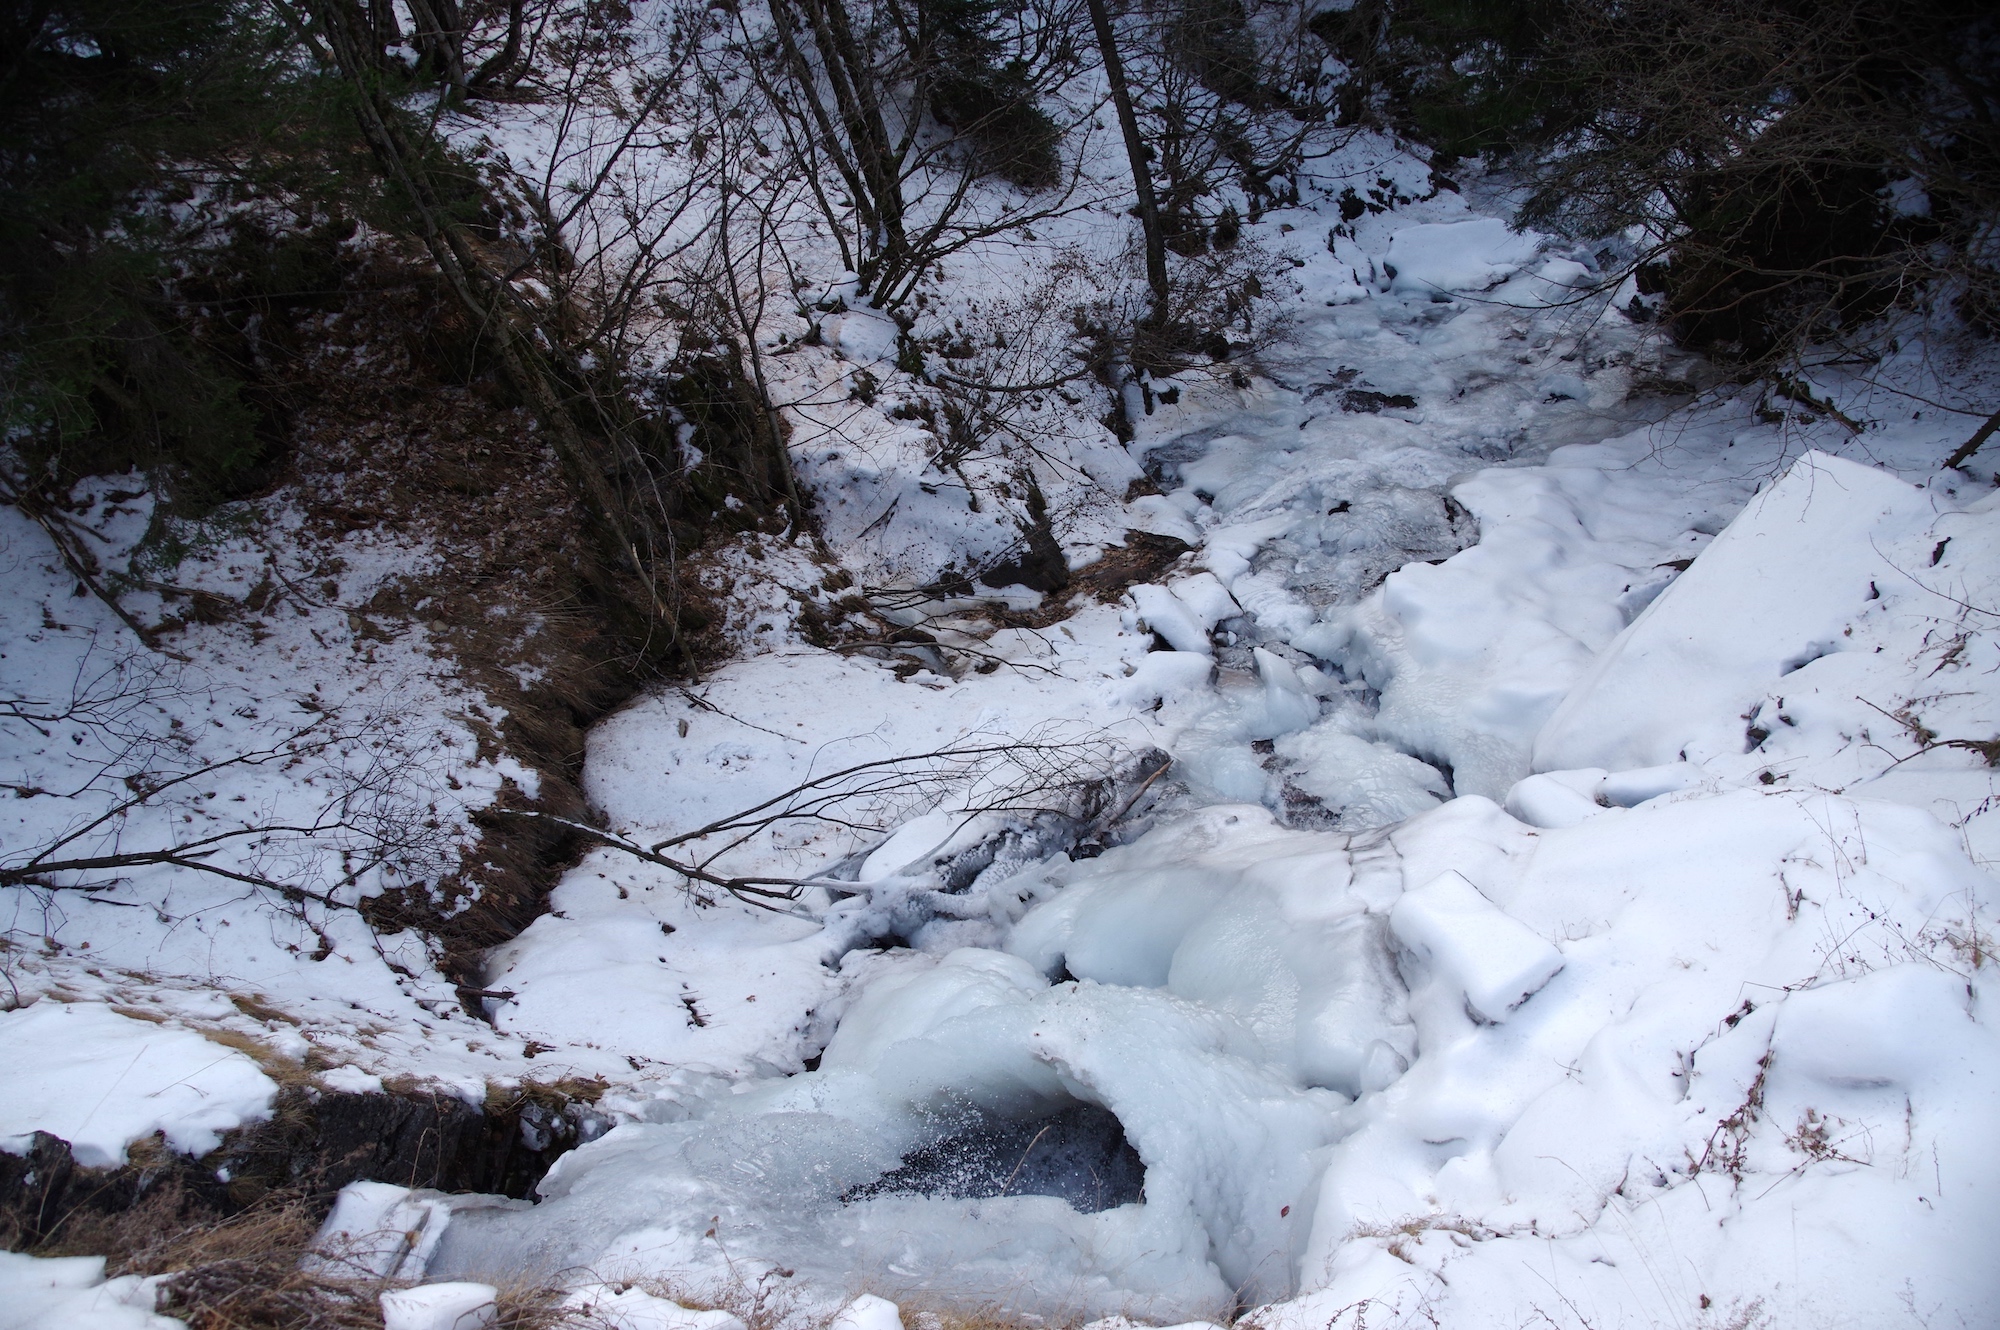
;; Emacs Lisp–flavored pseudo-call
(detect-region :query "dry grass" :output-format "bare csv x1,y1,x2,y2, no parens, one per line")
34,1174,579,1329
23,1178,370,1327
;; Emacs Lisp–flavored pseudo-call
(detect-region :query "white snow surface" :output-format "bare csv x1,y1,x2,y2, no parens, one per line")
0,483,561,1101
0,1253,176,1330
1381,219,1545,296
6,93,2000,1329
0,1001,276,1166
412,133,2000,1324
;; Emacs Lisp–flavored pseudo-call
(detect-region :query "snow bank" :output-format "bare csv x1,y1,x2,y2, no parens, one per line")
1308,418,1852,798
0,482,551,1096
1282,788,2000,1330
1381,219,1543,296
1536,450,1939,771
0,1002,275,1166
0,1252,175,1330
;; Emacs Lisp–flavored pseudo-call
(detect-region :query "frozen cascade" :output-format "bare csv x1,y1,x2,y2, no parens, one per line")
407,152,2000,1329
428,806,1402,1317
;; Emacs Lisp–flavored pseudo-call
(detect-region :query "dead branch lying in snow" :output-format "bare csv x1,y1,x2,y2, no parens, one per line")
504,729,1162,910
1,684,467,927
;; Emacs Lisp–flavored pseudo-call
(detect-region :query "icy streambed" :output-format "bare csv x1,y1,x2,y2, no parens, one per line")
398,219,2000,1325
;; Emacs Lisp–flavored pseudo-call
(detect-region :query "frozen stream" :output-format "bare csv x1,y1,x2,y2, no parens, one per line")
406,176,2000,1328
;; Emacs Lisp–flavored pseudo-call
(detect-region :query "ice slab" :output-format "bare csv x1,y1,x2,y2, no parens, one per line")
1389,871,1564,1022
309,1182,528,1282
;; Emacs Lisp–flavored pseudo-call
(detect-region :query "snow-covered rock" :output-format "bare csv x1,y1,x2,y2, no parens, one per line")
1382,218,1544,295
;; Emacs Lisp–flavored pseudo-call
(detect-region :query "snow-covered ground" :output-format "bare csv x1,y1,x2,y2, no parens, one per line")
426,151,2000,1326
6,105,2000,1330
0,486,563,1100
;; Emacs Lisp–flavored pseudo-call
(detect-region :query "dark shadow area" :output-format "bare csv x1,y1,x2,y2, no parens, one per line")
845,1102,1145,1213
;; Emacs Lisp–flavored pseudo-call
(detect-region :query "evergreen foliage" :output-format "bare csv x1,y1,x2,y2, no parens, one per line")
1,0,339,503
1311,0,2000,369
915,0,1066,190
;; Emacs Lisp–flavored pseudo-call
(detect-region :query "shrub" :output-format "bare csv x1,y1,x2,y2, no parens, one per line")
1312,0,2000,371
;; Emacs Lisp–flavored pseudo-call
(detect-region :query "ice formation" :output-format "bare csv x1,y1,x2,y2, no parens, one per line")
430,806,1401,1318
412,441,2000,1328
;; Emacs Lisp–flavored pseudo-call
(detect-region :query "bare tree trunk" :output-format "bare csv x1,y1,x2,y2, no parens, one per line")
366,0,400,61
303,0,683,659
470,0,525,92
786,0,911,296
715,167,808,529
1086,0,1168,330
405,0,467,92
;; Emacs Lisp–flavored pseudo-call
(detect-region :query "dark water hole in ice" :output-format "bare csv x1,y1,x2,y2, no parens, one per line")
843,1102,1145,1213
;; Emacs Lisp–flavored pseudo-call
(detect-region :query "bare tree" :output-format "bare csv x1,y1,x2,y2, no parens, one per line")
743,0,1098,309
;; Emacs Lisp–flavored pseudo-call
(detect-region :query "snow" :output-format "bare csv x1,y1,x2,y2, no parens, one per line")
0,483,557,1095
0,1253,175,1330
379,1282,498,1330
7,60,2000,1329
415,107,2000,1310
0,1001,276,1166
559,1286,748,1330
829,1294,904,1330
1130,583,1220,654
1380,219,1545,296
378,135,2000,1323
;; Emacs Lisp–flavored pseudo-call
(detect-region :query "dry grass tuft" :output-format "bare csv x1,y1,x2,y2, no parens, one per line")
906,1304,1076,1330
50,1179,575,1329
